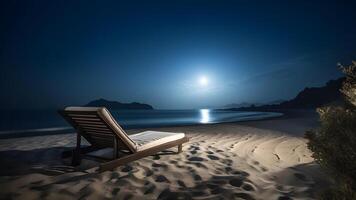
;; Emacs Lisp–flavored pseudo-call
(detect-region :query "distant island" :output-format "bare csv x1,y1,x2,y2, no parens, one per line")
229,77,345,111
85,98,154,110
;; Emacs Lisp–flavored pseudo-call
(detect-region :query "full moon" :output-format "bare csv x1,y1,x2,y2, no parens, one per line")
199,76,208,86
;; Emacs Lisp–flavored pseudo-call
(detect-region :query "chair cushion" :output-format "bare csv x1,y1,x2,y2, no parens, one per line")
129,131,185,151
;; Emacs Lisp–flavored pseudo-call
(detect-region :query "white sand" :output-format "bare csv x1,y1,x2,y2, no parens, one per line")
0,122,330,200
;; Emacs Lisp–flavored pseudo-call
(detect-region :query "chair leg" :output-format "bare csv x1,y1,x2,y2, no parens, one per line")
72,132,82,166
113,138,119,159
178,144,183,153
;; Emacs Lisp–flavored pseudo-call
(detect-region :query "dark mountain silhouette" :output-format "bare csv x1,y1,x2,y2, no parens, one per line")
224,99,286,109
236,77,345,111
223,102,261,109
86,98,154,110
267,99,286,105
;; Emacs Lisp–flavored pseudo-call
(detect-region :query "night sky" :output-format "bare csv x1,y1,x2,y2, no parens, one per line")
1,1,355,110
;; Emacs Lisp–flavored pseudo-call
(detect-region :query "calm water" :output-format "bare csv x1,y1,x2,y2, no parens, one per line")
0,109,282,134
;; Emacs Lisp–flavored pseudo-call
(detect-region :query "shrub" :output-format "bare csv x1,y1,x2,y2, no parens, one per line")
305,61,356,200
340,61,356,108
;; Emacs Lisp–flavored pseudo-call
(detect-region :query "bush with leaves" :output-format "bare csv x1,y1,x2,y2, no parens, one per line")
305,61,356,200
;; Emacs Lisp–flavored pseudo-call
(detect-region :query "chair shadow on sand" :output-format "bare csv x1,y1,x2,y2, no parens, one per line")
0,146,180,177
0,147,78,176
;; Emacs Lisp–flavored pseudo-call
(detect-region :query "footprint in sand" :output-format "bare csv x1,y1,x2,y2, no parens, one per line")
177,180,186,188
278,196,292,200
190,150,197,154
211,177,227,185
193,174,202,181
190,146,200,151
207,155,219,160
144,185,156,194
242,183,255,191
152,163,167,168
252,161,259,165
261,167,268,172
153,155,161,160
211,187,225,194
206,183,218,190
251,146,257,153
157,188,191,200
145,169,153,176
110,172,120,179
222,159,233,165
188,156,204,162
206,150,214,154
121,165,133,172
225,166,233,172
276,185,284,191
169,160,177,164
229,177,244,187
234,193,255,200
251,160,268,172
193,162,207,169
232,170,250,177
155,175,170,183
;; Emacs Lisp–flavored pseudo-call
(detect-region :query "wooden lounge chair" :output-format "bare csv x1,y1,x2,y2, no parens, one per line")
59,107,189,171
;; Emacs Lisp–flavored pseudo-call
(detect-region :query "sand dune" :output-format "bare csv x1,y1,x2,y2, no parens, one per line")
0,123,330,200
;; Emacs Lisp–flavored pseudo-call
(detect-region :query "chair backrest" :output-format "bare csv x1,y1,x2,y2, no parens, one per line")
59,107,137,152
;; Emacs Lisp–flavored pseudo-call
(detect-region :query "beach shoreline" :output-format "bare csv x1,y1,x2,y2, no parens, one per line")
0,109,311,140
0,110,330,199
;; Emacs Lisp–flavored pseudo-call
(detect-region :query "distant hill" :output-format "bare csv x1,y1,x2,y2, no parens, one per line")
267,99,286,105
236,77,345,111
223,102,260,109
86,98,154,110
223,100,285,109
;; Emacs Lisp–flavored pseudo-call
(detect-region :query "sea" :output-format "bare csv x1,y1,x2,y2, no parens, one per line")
0,109,282,137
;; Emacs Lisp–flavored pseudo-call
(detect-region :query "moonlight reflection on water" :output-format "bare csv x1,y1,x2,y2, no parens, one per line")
200,109,210,123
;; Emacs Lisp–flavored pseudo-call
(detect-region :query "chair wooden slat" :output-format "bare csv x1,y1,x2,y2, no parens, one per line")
74,120,104,125
71,117,102,121
81,127,112,132
75,123,108,128
67,114,98,118
85,131,115,137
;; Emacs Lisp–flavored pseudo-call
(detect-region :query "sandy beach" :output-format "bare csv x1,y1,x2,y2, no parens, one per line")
0,111,331,200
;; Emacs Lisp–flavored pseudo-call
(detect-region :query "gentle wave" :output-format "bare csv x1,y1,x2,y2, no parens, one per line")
0,109,283,138
0,127,72,135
